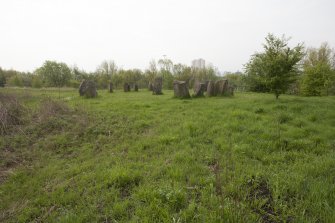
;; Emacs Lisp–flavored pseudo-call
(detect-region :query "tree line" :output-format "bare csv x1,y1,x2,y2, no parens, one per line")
1,34,335,98
244,34,335,98
0,59,219,91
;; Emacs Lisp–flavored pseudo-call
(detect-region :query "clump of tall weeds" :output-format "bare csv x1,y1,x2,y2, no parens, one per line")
0,93,27,135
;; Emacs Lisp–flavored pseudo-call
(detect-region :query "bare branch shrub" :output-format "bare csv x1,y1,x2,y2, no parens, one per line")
37,99,70,122
0,93,26,135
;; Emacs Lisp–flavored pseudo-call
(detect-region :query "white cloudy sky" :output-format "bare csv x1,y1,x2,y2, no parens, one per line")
1,0,334,73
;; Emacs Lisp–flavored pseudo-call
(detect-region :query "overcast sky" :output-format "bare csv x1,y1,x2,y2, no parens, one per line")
1,0,334,73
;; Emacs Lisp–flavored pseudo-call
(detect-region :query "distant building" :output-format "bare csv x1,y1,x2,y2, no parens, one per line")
192,58,205,69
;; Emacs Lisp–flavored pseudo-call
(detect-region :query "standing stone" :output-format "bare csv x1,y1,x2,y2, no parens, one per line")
124,83,130,92
228,85,234,96
79,80,87,96
173,80,190,98
204,80,209,91
193,81,206,97
134,84,139,92
148,82,153,91
108,82,113,93
215,79,229,96
206,81,215,97
79,80,98,98
152,77,163,95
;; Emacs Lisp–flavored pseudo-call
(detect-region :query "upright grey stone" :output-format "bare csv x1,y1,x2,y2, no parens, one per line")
193,80,206,97
109,82,113,93
173,80,190,98
204,80,209,91
152,77,163,95
79,80,87,96
79,80,98,98
148,82,153,91
215,79,230,96
124,83,130,92
206,81,215,97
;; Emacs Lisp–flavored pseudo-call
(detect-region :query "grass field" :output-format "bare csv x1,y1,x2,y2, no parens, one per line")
0,88,335,222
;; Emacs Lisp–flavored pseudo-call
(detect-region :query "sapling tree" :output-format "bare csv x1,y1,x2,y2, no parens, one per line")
245,34,304,99
36,60,72,97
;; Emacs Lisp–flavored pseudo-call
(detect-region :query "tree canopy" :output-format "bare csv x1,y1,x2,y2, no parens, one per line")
245,34,304,98
36,60,71,88
301,43,335,96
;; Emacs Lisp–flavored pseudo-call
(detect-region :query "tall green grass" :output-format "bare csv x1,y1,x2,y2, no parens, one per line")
0,88,334,222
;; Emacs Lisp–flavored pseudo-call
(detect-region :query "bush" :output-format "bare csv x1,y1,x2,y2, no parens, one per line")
7,75,24,87
32,76,43,88
37,99,70,122
0,93,26,134
66,79,81,88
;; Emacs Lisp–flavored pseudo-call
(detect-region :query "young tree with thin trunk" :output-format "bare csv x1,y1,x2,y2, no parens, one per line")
245,34,304,99
35,60,72,98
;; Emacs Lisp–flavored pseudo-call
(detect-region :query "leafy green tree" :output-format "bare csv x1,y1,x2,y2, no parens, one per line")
243,65,270,93
173,64,192,81
2,69,19,85
21,73,33,87
7,75,23,87
95,60,117,88
301,63,332,96
71,65,88,81
158,56,174,89
158,57,173,73
301,43,335,96
224,71,246,91
111,72,123,89
130,69,143,84
173,63,199,87
32,75,43,88
245,34,304,99
192,65,219,84
0,68,34,87
112,69,145,89
36,60,71,88
144,60,158,87
97,60,117,79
